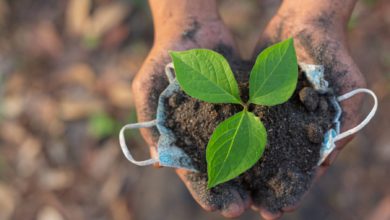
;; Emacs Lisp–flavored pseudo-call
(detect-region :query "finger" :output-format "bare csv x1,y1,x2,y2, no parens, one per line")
176,169,216,212
258,207,282,220
149,146,161,168
176,169,249,218
220,190,246,218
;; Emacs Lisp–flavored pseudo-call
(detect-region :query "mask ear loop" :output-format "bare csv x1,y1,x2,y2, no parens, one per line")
165,62,175,83
119,120,159,166
119,120,158,166
119,63,175,166
334,88,378,142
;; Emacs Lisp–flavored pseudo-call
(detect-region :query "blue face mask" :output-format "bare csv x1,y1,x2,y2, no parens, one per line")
119,63,377,171
299,63,378,165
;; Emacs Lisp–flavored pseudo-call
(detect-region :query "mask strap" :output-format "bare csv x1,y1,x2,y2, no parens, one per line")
334,88,378,142
119,120,159,166
119,63,175,166
165,62,175,83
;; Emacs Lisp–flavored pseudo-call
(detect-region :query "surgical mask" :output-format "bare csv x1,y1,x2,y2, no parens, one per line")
119,63,377,170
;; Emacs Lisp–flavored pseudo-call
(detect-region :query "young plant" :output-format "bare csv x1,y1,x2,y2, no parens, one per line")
169,38,298,188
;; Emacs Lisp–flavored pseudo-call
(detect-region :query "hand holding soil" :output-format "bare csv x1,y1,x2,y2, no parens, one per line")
252,0,367,218
132,0,251,218
132,0,368,219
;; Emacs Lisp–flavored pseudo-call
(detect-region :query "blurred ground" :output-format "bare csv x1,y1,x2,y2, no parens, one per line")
0,0,389,220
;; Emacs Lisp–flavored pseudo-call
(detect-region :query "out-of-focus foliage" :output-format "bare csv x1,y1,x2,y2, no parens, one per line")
88,112,119,139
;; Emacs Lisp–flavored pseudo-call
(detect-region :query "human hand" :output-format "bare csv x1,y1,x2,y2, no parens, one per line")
252,0,366,219
131,0,251,217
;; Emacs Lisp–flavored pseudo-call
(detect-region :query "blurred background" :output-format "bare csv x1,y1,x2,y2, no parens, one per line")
0,0,389,219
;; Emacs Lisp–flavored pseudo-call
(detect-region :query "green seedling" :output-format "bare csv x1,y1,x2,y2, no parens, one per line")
170,38,298,188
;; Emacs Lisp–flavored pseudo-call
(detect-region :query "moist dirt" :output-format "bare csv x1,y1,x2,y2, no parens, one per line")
164,54,335,211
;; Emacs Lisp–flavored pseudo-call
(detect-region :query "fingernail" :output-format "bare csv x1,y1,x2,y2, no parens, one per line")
222,203,243,218
259,207,282,220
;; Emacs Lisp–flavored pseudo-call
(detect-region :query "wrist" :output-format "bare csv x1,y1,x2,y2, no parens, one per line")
277,0,356,30
264,14,346,44
149,0,219,32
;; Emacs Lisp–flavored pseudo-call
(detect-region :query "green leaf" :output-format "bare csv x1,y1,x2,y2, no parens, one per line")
170,49,241,104
206,110,267,188
249,38,298,106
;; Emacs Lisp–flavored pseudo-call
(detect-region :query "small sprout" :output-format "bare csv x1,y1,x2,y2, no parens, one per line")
170,38,298,188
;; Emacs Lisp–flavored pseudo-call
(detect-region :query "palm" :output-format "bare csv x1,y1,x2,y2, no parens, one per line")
251,15,366,219
132,19,251,217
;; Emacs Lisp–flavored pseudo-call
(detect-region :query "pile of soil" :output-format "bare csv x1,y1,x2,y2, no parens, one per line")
164,56,335,211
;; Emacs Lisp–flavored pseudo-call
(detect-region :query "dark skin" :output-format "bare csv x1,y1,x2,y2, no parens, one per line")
132,0,366,219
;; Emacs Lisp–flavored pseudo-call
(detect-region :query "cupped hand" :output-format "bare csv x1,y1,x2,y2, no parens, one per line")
252,3,366,219
132,17,251,218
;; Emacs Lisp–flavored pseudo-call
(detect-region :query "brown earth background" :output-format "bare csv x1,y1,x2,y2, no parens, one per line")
0,0,389,220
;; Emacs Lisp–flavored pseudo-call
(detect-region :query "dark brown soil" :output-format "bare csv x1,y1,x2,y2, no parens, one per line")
164,57,335,211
